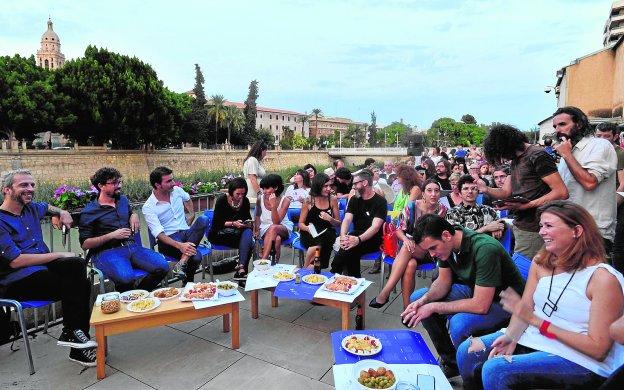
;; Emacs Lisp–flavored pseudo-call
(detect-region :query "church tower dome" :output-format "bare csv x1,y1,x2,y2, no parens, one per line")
36,18,65,70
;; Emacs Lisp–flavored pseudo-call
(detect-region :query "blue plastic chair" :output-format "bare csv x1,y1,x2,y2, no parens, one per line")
203,209,243,279
476,194,485,205
146,229,213,282
287,207,302,226
0,299,53,374
512,252,532,281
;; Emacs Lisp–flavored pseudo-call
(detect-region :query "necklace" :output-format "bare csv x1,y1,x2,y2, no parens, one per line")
229,196,242,209
542,268,577,317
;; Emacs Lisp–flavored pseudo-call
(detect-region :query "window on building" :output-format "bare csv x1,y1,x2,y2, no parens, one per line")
282,115,285,121
44,59,49,69
260,124,263,129
269,125,272,130
270,115,272,119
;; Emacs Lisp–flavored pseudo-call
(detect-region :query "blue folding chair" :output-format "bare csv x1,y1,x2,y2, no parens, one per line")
146,229,212,282
287,207,302,226
512,252,532,281
203,209,243,279
499,222,513,255
0,299,53,374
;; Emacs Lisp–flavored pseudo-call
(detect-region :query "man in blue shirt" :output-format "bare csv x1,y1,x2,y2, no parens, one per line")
79,167,168,292
0,169,97,366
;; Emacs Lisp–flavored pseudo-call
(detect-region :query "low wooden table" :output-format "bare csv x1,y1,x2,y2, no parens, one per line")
90,299,240,379
249,287,367,330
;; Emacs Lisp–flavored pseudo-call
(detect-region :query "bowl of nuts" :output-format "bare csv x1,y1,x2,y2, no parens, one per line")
100,293,121,314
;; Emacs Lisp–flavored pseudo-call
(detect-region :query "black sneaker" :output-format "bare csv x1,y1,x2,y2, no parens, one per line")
58,329,97,349
69,347,97,367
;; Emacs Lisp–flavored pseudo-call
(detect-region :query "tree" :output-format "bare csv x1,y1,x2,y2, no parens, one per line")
207,94,226,144
55,46,182,148
292,133,307,149
311,108,322,137
280,126,294,149
375,121,410,146
224,105,244,145
297,114,308,136
368,111,378,147
461,114,477,124
256,128,274,146
0,54,69,142
192,64,207,107
346,124,366,147
243,80,259,134
426,117,487,147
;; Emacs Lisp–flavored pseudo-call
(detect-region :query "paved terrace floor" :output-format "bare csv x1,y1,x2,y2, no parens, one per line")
0,249,462,390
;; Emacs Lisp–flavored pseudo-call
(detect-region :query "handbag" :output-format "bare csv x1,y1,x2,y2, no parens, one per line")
381,222,398,258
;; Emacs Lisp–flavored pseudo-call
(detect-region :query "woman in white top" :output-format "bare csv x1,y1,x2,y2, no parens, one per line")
284,169,311,208
254,174,293,263
457,200,624,389
243,141,267,203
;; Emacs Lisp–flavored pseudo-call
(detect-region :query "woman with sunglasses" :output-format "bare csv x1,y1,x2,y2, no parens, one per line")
456,200,624,389
298,173,340,269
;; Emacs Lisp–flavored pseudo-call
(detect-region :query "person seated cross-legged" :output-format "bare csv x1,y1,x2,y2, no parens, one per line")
254,174,293,264
0,169,97,367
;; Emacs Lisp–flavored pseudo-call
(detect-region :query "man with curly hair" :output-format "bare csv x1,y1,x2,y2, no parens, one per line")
479,124,568,258
553,106,618,255
79,167,168,292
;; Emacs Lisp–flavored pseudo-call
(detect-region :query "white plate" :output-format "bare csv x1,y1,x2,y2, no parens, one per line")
341,334,383,356
320,276,361,294
119,289,149,303
272,271,295,282
352,359,397,390
179,282,218,301
302,274,328,285
150,287,181,300
126,297,161,313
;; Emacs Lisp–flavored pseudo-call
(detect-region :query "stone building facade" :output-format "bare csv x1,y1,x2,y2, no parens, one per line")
36,18,65,70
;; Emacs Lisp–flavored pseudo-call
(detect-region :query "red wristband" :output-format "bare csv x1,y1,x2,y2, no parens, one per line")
539,320,556,339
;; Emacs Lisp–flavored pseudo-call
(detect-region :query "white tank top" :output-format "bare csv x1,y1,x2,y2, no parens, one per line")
258,194,293,237
514,263,624,377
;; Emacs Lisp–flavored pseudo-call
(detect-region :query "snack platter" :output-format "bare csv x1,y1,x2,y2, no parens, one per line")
341,334,383,356
179,282,219,302
126,297,161,313
150,287,181,300
272,271,296,282
302,274,327,285
320,275,362,294
119,289,150,303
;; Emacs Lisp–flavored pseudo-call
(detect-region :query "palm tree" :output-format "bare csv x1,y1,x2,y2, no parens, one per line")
208,94,227,145
297,114,309,136
224,105,244,145
311,108,322,138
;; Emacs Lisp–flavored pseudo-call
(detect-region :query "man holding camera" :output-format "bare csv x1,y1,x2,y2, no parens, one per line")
142,166,209,284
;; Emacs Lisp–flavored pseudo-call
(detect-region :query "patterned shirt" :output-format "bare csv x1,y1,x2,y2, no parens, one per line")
445,203,498,232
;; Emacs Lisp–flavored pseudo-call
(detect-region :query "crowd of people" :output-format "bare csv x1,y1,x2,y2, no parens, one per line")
0,106,623,388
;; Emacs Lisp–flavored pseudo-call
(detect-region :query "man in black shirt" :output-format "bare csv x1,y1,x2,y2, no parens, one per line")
435,159,452,190
331,170,387,277
333,167,353,199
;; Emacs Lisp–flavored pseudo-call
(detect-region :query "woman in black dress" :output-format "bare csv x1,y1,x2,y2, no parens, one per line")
298,173,341,269
208,178,254,281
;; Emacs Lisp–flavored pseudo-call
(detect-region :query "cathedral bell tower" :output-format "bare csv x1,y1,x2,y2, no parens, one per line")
36,18,65,70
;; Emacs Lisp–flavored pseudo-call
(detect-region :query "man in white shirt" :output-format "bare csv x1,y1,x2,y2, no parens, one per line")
553,106,617,252
142,166,209,283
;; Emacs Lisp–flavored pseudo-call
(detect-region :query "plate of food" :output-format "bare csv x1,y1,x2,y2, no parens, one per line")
216,281,239,297
253,259,271,272
150,287,181,300
126,297,161,313
321,275,361,294
342,334,383,356
119,289,149,304
180,282,218,301
302,274,328,285
352,360,397,390
272,271,296,282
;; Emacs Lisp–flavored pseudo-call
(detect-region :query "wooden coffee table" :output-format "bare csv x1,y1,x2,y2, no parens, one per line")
90,298,240,379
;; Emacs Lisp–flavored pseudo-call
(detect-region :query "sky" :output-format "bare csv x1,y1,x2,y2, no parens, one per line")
0,0,614,130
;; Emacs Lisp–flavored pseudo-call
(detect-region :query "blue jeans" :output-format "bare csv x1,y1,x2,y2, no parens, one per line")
410,284,511,366
158,215,208,282
93,243,169,292
456,331,605,390
237,228,254,271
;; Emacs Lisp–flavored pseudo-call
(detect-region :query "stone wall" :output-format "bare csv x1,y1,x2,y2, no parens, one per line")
0,149,331,183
